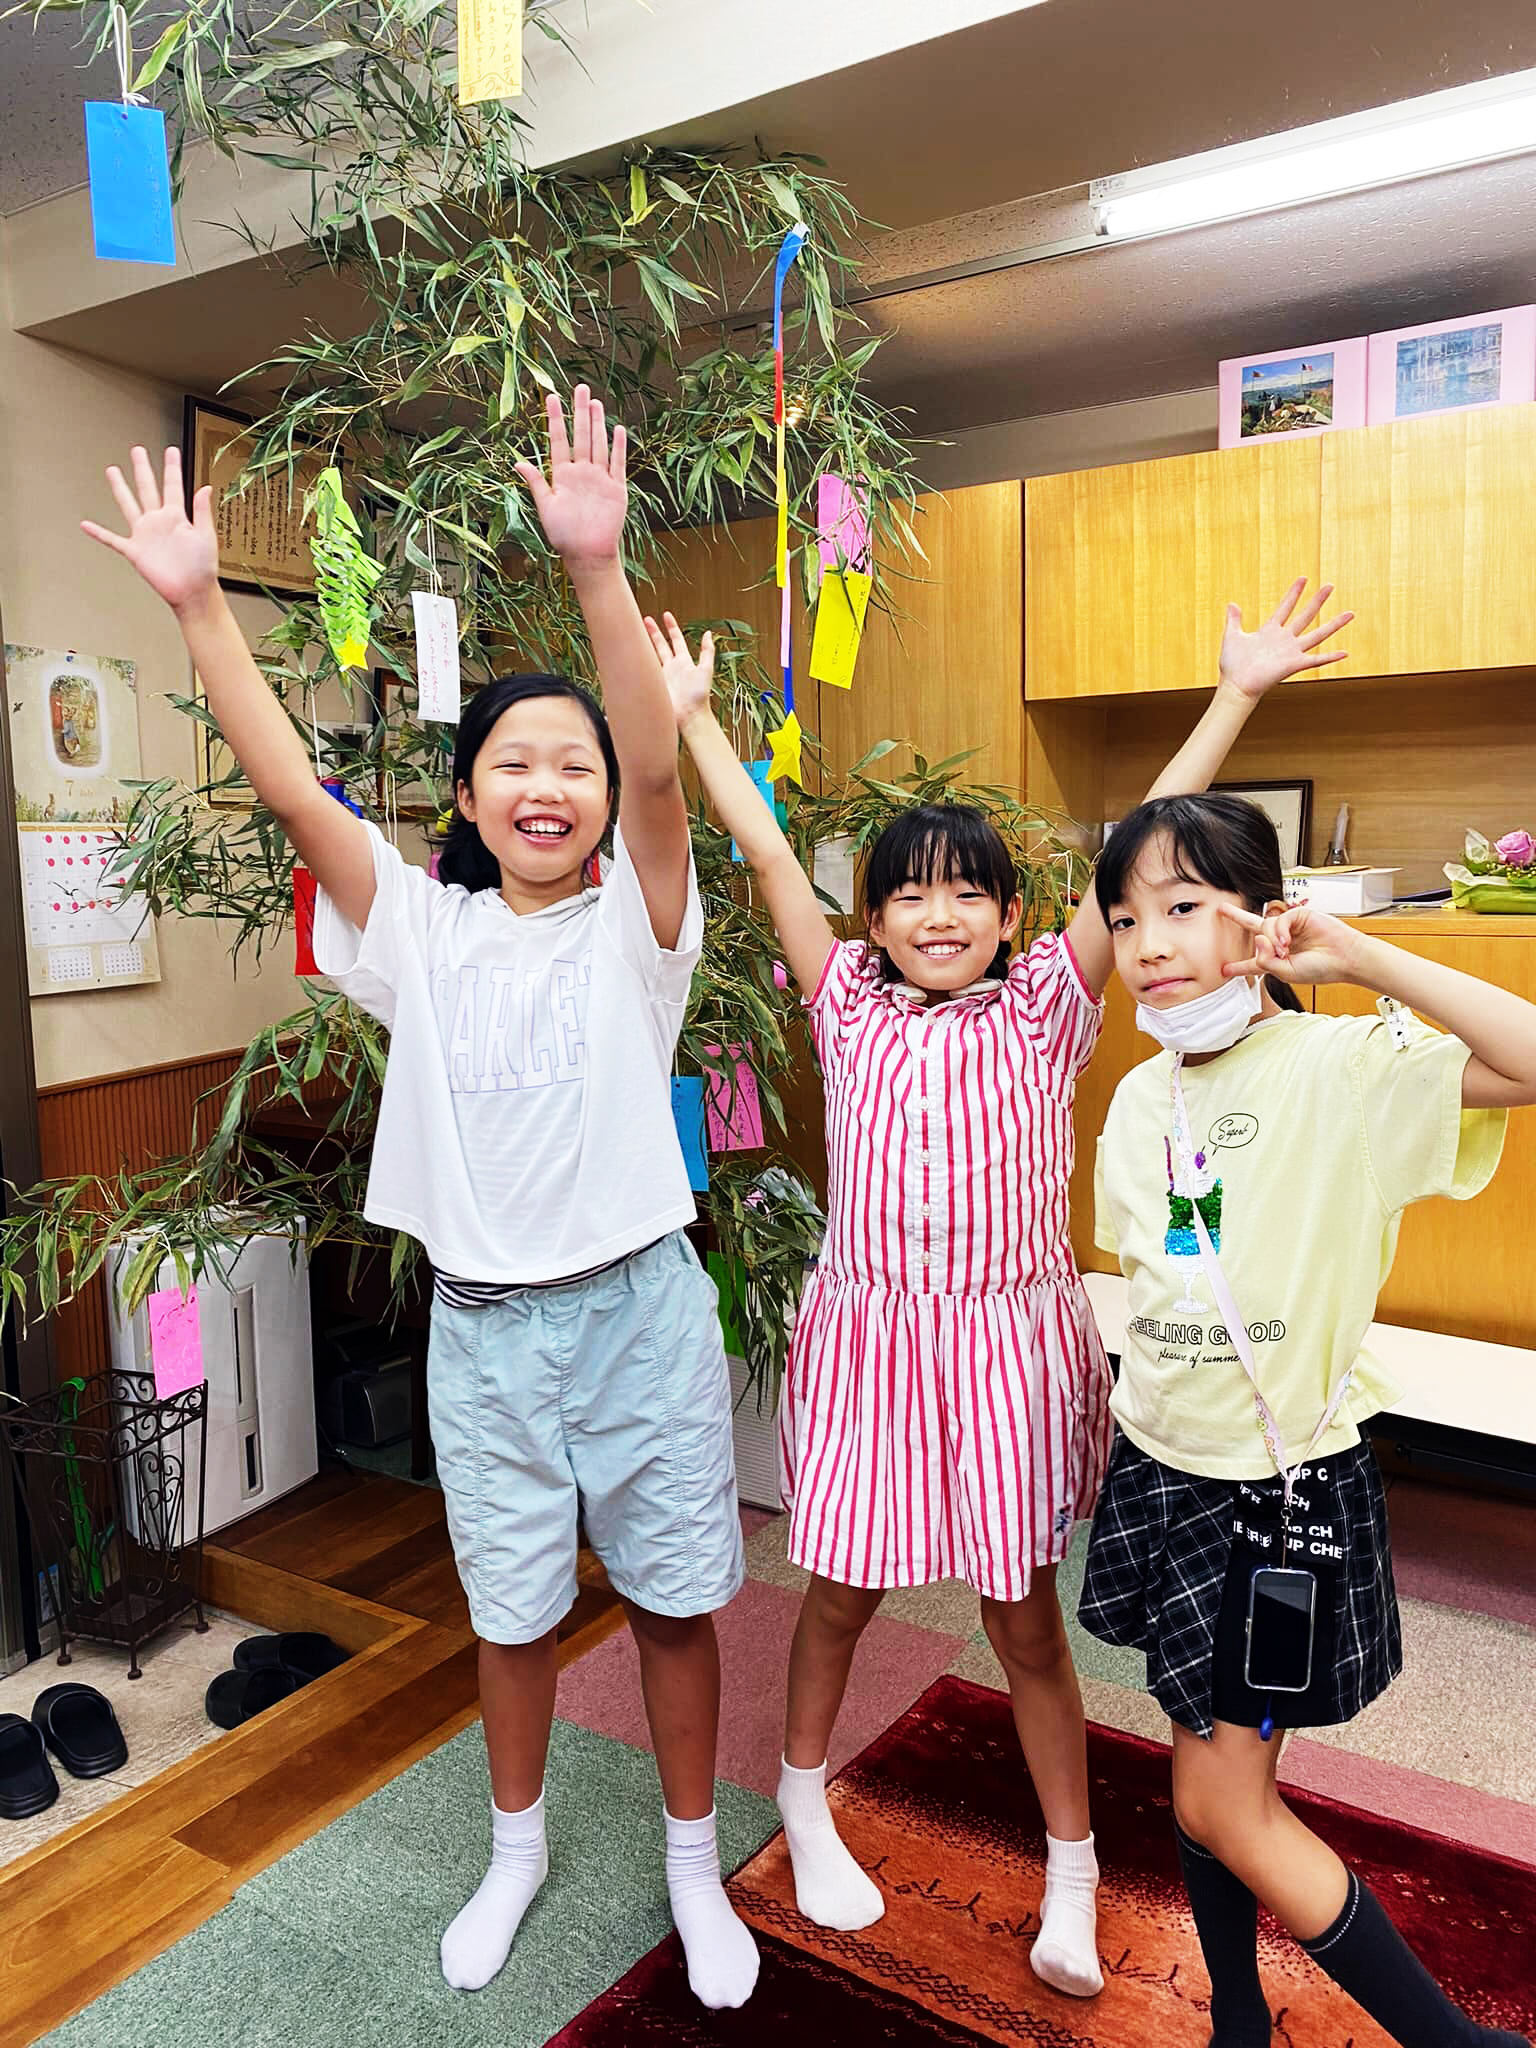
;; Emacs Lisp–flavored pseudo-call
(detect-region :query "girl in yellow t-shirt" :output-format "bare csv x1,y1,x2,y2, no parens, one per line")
1084,790,1534,2048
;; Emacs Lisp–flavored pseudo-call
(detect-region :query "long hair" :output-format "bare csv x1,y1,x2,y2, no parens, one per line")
1093,792,1304,1013
863,803,1019,982
436,674,620,893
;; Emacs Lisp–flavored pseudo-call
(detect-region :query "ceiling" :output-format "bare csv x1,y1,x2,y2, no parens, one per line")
8,0,1536,435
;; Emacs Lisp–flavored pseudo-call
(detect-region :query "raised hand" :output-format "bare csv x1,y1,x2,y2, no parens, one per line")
1218,898,1364,987
80,446,219,613
644,612,715,728
513,385,627,568
1219,578,1353,700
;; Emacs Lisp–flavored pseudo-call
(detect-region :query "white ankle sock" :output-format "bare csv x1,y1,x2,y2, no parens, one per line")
440,1790,550,1991
664,1806,760,2009
1029,1831,1103,1998
775,1757,885,1931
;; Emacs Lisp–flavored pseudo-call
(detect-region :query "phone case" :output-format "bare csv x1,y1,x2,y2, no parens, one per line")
1244,1565,1318,1693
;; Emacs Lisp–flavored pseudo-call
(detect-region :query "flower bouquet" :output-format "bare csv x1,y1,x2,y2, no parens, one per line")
1444,829,1536,912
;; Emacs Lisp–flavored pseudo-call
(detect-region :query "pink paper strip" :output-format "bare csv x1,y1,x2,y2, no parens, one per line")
147,1285,205,1399
703,1042,764,1151
817,473,870,573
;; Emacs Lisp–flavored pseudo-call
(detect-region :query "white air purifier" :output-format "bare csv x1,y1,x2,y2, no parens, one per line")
108,1220,318,1537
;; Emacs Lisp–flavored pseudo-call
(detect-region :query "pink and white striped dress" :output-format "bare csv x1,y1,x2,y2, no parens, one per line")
780,935,1115,1601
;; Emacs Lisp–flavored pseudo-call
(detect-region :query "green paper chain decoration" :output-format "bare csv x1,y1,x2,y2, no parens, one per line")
308,466,382,671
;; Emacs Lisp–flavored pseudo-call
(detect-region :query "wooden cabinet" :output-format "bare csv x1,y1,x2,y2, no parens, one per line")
1070,914,1536,1353
1320,407,1536,680
1025,439,1322,700
1026,403,1536,700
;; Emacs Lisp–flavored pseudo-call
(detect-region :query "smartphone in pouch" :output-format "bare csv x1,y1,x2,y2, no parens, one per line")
1245,1566,1317,1692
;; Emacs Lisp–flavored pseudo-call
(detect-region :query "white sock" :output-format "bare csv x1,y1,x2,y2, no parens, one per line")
775,1757,885,1931
1029,1831,1103,1998
440,1790,550,1992
664,1806,760,2010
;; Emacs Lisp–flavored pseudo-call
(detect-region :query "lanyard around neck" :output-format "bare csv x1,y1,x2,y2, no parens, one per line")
1169,1054,1354,1515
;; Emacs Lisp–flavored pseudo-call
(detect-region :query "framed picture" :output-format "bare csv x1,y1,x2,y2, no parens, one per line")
1366,306,1536,425
1218,338,1367,449
1211,780,1313,870
182,396,326,596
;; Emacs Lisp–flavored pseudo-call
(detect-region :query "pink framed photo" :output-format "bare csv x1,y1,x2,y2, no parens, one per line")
1218,337,1368,450
1367,306,1536,425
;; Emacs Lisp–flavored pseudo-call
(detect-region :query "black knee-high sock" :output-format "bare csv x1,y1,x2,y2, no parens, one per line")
1299,1871,1530,2047
1174,1824,1273,2047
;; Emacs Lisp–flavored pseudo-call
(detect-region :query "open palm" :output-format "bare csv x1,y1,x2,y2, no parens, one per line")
644,612,714,727
1219,577,1353,700
81,446,219,612
514,385,627,566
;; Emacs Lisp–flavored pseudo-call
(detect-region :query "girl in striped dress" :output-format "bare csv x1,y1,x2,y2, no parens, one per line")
647,578,1349,1997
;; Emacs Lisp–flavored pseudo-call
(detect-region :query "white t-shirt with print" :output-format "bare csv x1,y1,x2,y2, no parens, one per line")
313,822,702,1284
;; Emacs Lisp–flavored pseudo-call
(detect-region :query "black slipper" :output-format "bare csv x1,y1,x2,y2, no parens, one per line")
204,1667,300,1730
232,1632,348,1683
30,1683,128,1779
0,1714,60,1819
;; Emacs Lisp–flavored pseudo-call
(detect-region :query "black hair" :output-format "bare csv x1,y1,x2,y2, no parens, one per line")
436,674,620,893
863,803,1020,982
1092,792,1304,1013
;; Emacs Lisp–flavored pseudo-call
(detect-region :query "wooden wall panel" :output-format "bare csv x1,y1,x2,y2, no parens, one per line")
1097,667,1536,897
813,482,1023,791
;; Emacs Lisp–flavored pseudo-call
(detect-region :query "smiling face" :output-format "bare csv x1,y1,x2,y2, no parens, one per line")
456,695,611,906
1104,831,1262,1007
869,875,1023,997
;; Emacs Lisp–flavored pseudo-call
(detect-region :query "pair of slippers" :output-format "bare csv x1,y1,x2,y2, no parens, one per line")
0,1684,129,1820
204,1632,348,1729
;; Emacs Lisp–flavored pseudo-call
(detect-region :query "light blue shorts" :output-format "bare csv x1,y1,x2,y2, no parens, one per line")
427,1230,746,1644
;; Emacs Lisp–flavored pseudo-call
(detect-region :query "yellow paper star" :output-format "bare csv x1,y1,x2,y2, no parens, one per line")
764,709,803,787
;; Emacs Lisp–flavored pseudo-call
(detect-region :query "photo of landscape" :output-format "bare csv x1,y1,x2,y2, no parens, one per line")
1239,351,1336,437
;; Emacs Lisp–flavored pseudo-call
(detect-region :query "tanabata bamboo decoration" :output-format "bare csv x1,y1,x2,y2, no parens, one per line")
308,466,383,672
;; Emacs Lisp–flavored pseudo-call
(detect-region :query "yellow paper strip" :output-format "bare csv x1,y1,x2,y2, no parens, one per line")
458,0,523,106
808,568,872,690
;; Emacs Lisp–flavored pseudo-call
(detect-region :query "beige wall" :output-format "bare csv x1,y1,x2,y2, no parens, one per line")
0,300,309,1089
919,386,1218,491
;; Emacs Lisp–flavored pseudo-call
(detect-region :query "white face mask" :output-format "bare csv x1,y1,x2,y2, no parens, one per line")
1135,973,1262,1054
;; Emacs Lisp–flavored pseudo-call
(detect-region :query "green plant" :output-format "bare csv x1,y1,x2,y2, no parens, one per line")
1,0,1083,1401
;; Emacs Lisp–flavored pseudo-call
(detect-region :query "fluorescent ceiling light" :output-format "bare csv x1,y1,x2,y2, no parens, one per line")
1093,68,1536,240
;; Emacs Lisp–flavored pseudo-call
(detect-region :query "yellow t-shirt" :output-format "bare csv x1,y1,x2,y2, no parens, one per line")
1094,1009,1506,1480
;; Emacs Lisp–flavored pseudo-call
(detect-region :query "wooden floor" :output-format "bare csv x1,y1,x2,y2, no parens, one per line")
0,1466,625,2047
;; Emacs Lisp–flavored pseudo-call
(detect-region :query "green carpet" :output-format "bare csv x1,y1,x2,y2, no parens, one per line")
44,1719,779,2048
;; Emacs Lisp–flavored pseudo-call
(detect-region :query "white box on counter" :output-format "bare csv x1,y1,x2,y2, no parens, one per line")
1283,866,1399,915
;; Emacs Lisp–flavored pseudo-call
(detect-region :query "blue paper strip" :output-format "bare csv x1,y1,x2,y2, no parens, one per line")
671,1076,709,1192
772,223,808,350
85,102,176,266
732,759,789,863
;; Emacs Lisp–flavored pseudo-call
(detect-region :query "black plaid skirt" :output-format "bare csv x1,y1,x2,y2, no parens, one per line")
1078,1430,1402,1738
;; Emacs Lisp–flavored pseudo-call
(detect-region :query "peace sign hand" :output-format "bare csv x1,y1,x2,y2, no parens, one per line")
1217,898,1365,988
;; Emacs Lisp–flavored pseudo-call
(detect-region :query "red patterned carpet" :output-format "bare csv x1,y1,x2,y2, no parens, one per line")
552,1675,1536,2046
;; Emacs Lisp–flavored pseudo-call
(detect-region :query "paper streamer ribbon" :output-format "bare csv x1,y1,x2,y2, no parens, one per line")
772,222,809,713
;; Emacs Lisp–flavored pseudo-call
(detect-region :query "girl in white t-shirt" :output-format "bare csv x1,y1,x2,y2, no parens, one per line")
83,396,759,2012
1086,791,1535,2046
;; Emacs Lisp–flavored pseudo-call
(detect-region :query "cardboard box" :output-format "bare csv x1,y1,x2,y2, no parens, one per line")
1284,867,1398,916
